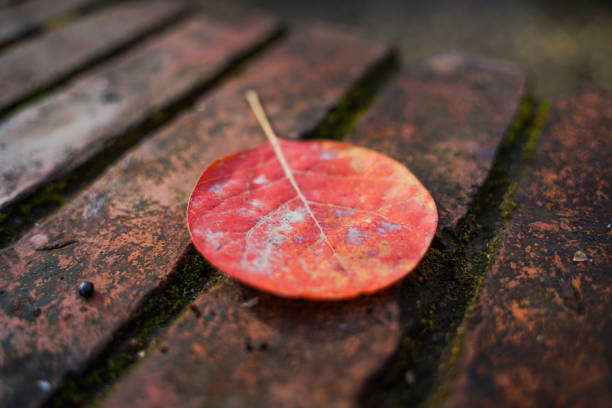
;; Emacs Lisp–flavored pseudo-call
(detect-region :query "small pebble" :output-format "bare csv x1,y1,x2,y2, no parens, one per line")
78,281,94,298
241,296,259,308
572,251,588,262
405,370,416,385
37,379,51,392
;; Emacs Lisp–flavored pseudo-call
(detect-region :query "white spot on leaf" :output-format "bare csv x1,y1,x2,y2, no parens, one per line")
206,229,226,250
239,207,258,216
253,174,268,185
334,208,355,217
320,151,335,160
209,179,235,195
376,221,403,234
249,206,306,272
347,227,366,245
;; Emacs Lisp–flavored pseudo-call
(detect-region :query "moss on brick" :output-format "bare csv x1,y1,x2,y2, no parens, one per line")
0,180,68,247
0,26,284,250
357,96,549,408
305,50,398,141
43,246,223,408
40,33,393,407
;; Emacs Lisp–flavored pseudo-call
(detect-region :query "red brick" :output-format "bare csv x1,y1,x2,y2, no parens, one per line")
0,0,185,114
101,54,526,408
0,0,98,46
0,12,278,211
348,52,526,246
0,25,389,408
106,281,401,408
443,89,612,407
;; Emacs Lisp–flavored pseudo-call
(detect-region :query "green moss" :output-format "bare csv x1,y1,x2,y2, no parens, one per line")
501,96,534,150
0,180,70,248
306,50,398,141
44,11,78,31
43,246,223,408
413,248,452,281
358,96,549,408
422,234,501,408
522,101,550,159
422,100,548,406
500,181,519,221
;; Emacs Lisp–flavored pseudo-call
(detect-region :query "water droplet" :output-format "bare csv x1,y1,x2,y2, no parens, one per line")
37,380,51,392
572,251,587,262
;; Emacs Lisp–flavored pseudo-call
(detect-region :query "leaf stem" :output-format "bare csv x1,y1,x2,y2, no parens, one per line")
245,90,348,273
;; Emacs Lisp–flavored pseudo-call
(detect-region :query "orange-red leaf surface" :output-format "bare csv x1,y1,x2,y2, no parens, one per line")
187,137,438,300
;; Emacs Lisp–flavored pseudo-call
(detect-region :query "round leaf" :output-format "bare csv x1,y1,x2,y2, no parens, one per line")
188,139,437,300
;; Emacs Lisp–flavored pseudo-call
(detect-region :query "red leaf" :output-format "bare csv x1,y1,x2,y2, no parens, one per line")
187,92,437,299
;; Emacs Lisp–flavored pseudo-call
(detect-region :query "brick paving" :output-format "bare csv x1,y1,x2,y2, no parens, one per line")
0,0,185,113
0,0,98,46
0,12,276,210
347,53,526,247
0,1,609,407
443,89,612,408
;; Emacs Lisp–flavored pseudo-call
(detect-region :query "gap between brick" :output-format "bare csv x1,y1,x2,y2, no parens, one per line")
357,96,549,408
0,3,191,119
0,0,124,54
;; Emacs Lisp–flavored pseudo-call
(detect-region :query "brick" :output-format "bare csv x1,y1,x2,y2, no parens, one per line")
0,0,185,114
443,89,612,407
0,0,18,9
0,0,97,46
106,281,401,408
100,54,526,407
0,12,278,211
348,52,527,246
0,25,389,408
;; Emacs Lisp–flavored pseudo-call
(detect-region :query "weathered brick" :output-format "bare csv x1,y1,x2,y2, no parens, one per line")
0,0,185,114
443,89,612,407
0,0,17,9
0,24,389,408
348,52,526,246
0,12,278,211
100,54,526,408
106,281,401,408
0,0,98,46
